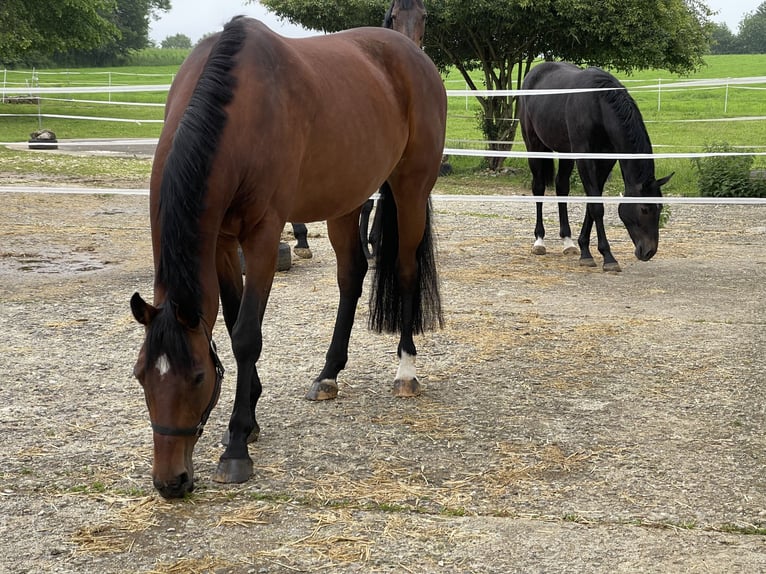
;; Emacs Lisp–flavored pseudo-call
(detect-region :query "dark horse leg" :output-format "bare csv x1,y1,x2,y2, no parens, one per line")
305,209,368,400
576,159,621,272
529,157,550,255
214,220,281,483
290,222,313,259
555,159,578,255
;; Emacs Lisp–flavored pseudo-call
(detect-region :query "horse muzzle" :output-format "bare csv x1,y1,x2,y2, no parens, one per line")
153,471,194,499
634,243,657,261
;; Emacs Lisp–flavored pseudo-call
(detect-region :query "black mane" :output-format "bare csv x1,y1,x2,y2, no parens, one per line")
147,17,246,372
156,17,246,318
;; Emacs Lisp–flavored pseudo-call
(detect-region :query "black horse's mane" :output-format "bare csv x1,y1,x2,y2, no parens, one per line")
383,0,422,28
147,17,246,372
589,68,654,180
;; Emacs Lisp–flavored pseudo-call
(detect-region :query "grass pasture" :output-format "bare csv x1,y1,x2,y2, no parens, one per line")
1,54,765,196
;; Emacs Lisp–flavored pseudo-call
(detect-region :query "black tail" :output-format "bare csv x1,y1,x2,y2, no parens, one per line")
542,157,555,187
157,17,247,319
368,182,443,334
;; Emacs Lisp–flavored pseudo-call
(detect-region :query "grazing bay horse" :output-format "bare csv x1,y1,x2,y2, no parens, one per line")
130,17,446,498
518,61,673,271
293,0,429,260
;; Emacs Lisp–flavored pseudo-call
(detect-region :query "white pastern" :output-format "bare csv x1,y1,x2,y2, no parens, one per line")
562,237,576,250
533,237,545,249
395,351,417,381
155,354,171,378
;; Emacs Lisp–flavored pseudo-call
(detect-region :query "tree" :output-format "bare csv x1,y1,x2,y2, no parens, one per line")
161,33,192,50
259,0,713,169
0,0,119,66
737,2,766,53
61,0,172,65
709,22,739,54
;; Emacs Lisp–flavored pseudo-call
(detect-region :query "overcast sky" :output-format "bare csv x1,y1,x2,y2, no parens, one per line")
149,1,760,44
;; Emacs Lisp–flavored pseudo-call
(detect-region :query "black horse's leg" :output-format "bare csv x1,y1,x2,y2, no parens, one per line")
576,159,620,271
214,222,280,484
359,199,375,260
305,210,368,400
555,159,578,255
528,157,548,255
291,223,312,259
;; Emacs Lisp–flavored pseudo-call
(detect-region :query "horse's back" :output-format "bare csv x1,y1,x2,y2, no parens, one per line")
159,20,445,224
520,62,621,153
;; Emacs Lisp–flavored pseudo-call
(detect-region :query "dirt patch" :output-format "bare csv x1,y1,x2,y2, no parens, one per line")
1,186,765,573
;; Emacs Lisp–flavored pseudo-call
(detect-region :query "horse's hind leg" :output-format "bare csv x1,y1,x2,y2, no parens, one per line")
291,222,312,259
529,157,549,255
305,210,368,400
555,159,578,255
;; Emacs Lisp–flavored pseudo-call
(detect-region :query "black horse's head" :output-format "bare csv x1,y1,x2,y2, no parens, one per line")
383,0,427,47
618,173,673,261
130,293,223,499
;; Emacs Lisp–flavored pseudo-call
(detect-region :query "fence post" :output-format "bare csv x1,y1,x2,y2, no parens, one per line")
657,78,661,113
724,80,729,114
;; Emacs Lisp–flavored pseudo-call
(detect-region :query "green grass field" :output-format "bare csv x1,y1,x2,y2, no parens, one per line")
1,54,764,196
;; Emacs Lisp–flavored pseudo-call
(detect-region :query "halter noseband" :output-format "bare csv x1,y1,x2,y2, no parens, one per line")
150,317,225,438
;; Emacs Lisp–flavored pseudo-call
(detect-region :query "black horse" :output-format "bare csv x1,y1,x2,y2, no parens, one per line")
292,0,428,261
518,61,673,271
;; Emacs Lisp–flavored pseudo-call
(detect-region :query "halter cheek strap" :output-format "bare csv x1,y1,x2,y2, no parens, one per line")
150,320,225,438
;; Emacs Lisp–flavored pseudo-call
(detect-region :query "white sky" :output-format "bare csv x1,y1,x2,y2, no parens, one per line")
149,0,761,44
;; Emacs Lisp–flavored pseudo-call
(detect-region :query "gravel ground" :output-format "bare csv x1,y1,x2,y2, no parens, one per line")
0,188,764,573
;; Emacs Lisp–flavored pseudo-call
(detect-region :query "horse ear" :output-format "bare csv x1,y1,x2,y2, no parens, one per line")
656,172,674,187
130,292,158,326
174,303,201,330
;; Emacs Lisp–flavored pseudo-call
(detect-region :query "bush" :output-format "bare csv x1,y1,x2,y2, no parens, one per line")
694,142,766,198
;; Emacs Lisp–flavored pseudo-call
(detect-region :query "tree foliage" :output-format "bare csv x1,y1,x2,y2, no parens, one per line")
737,2,766,54
0,0,119,66
259,0,713,168
161,33,192,50
0,0,171,67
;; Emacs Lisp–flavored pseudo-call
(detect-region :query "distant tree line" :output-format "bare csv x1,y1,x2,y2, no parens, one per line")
710,2,766,54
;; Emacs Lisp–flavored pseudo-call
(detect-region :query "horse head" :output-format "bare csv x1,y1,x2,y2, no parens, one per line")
384,0,427,47
618,172,674,261
130,293,223,499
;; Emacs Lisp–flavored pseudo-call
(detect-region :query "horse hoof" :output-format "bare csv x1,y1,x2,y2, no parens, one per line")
579,257,597,267
531,245,546,255
294,247,313,259
603,262,622,272
220,427,260,446
392,378,421,397
563,246,579,255
213,457,253,484
305,379,338,401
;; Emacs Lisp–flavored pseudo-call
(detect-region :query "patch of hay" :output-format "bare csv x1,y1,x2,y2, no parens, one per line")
215,501,281,527
146,555,241,574
71,496,162,555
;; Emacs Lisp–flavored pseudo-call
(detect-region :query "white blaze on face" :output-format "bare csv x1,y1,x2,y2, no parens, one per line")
395,351,417,381
155,354,171,378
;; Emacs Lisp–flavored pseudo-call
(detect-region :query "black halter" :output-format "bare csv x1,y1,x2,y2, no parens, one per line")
150,318,225,438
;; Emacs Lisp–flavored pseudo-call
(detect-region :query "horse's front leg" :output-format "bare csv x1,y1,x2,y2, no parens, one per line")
555,159,578,255
592,203,621,271
214,222,280,484
305,211,367,401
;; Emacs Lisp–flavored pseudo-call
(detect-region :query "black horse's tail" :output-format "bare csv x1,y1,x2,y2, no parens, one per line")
542,157,555,187
157,17,247,317
368,182,443,334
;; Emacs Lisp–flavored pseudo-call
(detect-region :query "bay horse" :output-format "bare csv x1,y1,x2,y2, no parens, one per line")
518,61,673,271
130,16,446,498
292,0,428,260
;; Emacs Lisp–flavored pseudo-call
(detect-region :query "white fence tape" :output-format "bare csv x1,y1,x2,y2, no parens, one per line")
0,186,763,205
